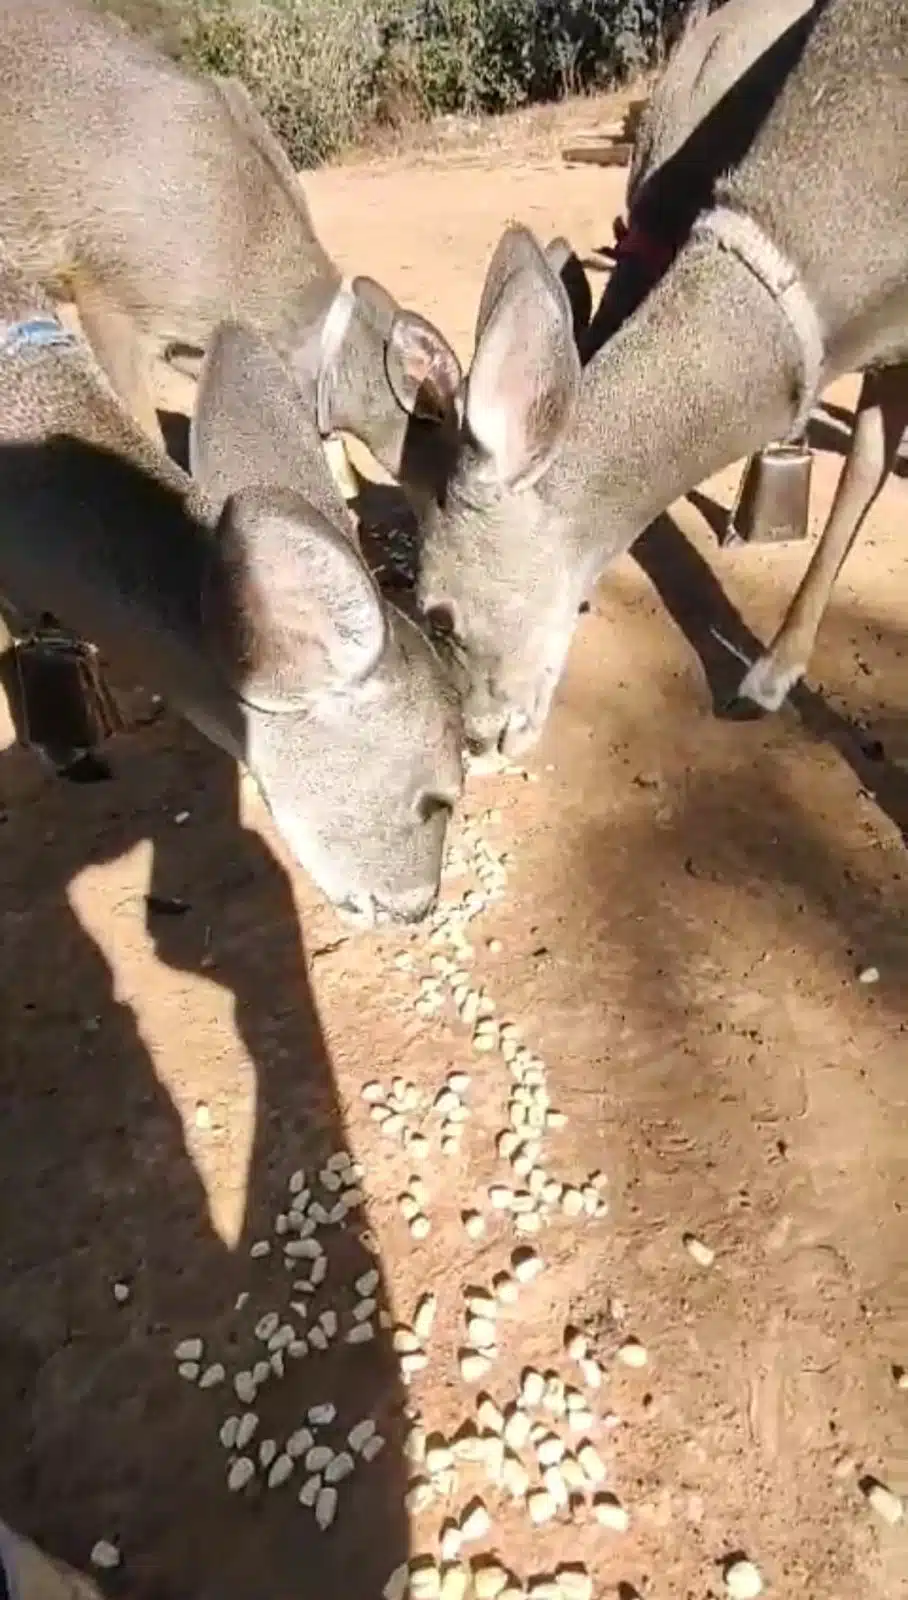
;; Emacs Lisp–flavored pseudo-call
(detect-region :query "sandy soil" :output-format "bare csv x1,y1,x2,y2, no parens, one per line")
0,104,906,1600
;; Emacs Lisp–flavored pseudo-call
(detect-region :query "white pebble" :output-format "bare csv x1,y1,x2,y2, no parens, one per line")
315,1485,338,1529
410,1214,431,1241
227,1457,255,1493
235,1411,258,1450
356,1268,380,1297
259,1438,277,1469
220,1416,239,1450
579,1357,602,1390
617,1339,648,1368
459,1497,491,1541
864,1481,904,1525
255,1311,280,1341
306,1444,335,1473
298,1474,321,1507
325,1450,355,1484
347,1321,375,1345
89,1541,120,1571
199,1362,225,1389
345,1418,375,1454
593,1494,628,1531
361,1432,385,1463
512,1247,543,1283
462,1210,485,1239
542,1465,569,1508
723,1558,763,1598
578,1442,606,1484
112,1282,130,1304
308,1403,336,1426
177,1362,200,1382
536,1434,565,1468
354,1297,377,1323
683,1233,716,1267
267,1452,294,1489
249,1240,271,1258
502,1407,531,1450
413,1292,438,1340
467,1315,497,1350
174,1337,203,1363
555,1568,592,1600
459,1349,491,1383
287,1426,314,1457
251,1360,270,1386
383,1564,409,1600
858,965,880,984
520,1368,546,1407
527,1488,557,1524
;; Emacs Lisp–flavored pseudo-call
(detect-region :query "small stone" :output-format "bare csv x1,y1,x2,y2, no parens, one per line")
361,1432,386,1463
520,1368,546,1407
410,1214,432,1241
526,1488,557,1524
493,1271,519,1305
564,1327,588,1361
501,1451,530,1498
413,1293,438,1340
683,1233,716,1267
235,1412,258,1450
174,1337,203,1363
723,1558,763,1598
259,1438,278,1470
220,1416,240,1451
286,1426,314,1458
439,1520,462,1563
315,1485,338,1530
199,1362,225,1389
467,1315,497,1350
383,1564,409,1600
489,1184,514,1210
474,1562,509,1599
578,1357,602,1390
409,1556,442,1599
895,1367,908,1391
459,1496,491,1541
577,1442,605,1484
502,1407,531,1451
298,1474,321,1507
561,1187,585,1218
426,1438,455,1475
536,1433,565,1468
593,1493,628,1531
89,1541,120,1571
617,1339,648,1368
406,1476,435,1512
325,1450,355,1484
440,1564,470,1600
267,1452,294,1489
462,1210,485,1239
227,1457,255,1493
249,1240,271,1258
347,1321,375,1344
512,1247,543,1283
112,1282,130,1304
864,1480,904,1525
177,1361,200,1382
858,965,880,984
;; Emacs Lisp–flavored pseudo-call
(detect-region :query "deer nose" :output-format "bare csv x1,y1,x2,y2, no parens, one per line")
376,883,439,926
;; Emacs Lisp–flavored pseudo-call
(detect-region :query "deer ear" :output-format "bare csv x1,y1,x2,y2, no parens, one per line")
203,486,387,711
465,227,579,489
544,236,592,343
385,311,463,423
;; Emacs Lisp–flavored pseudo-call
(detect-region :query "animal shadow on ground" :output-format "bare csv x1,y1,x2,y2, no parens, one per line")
631,511,908,846
0,426,409,1598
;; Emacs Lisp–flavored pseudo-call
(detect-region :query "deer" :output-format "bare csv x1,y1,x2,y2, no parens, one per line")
0,244,464,926
0,0,463,515
415,0,908,756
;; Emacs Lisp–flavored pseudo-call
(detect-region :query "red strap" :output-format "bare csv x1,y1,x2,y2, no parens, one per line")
613,217,675,279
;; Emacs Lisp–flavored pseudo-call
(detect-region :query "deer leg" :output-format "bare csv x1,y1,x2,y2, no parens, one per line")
735,363,908,712
72,276,164,447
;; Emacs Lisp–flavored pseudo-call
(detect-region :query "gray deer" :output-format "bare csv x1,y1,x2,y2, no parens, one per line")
0,0,463,510
416,0,908,755
0,247,464,925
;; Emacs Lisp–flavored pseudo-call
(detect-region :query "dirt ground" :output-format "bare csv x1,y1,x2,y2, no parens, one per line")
1,100,906,1600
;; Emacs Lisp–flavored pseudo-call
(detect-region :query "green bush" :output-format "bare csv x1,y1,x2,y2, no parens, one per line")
103,0,694,167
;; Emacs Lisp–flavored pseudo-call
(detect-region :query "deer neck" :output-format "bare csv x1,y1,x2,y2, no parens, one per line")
549,221,818,575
